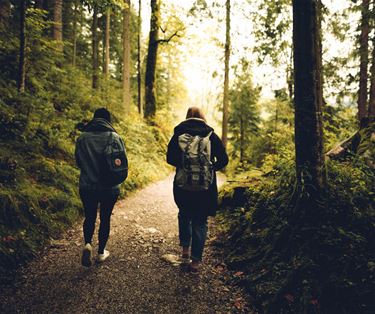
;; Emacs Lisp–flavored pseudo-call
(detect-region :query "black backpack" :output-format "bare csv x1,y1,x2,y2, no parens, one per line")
101,132,128,187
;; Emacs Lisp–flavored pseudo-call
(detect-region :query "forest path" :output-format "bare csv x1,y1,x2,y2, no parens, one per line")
0,175,250,314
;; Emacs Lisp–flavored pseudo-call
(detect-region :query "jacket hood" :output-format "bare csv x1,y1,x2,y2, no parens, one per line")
84,118,116,133
174,118,214,136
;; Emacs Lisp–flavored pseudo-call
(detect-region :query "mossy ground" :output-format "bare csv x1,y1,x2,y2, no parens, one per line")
0,98,171,279
217,129,375,313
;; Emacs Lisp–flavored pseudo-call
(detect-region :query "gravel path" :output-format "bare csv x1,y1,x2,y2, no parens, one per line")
0,175,251,314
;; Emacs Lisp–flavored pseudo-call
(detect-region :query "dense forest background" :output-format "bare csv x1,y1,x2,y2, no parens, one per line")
0,0,374,313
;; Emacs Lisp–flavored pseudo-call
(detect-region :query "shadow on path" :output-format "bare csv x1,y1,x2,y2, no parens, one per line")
0,175,250,313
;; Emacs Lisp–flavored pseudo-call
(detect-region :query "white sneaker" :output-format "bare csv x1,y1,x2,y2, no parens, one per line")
81,243,92,267
97,250,110,263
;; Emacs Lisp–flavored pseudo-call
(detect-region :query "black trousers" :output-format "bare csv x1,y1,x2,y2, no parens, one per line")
79,189,120,253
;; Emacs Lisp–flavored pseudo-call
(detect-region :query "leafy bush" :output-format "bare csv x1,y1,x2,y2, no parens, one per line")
218,158,375,313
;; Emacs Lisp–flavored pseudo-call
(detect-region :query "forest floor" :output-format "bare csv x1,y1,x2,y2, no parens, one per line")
0,175,252,314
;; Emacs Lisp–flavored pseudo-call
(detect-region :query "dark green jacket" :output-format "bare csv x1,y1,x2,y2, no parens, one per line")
75,118,124,190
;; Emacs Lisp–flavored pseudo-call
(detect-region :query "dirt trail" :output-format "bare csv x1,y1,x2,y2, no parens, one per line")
0,175,250,314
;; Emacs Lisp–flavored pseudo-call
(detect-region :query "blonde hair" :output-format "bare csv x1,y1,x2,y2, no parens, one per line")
186,107,206,122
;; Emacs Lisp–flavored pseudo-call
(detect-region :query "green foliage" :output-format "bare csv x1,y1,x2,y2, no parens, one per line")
324,104,357,149
228,60,261,162
228,89,294,173
0,2,170,276
252,0,292,66
218,156,375,313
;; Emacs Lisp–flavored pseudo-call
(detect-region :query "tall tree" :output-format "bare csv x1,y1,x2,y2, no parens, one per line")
222,0,230,148
357,0,370,121
369,40,375,117
137,0,142,115
18,0,26,93
72,0,79,66
228,61,260,162
104,7,111,77
369,2,375,118
293,0,325,199
92,2,99,89
122,0,131,111
53,0,63,42
144,0,160,118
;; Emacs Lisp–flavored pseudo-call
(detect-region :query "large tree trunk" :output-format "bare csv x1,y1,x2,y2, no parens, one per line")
18,0,26,93
222,0,231,148
137,0,143,115
92,3,99,89
369,32,375,117
357,0,370,121
144,0,160,118
293,0,326,198
53,0,63,42
103,8,111,77
123,0,131,112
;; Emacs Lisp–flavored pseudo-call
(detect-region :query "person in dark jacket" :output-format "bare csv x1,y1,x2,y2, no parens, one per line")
75,108,125,267
167,107,229,272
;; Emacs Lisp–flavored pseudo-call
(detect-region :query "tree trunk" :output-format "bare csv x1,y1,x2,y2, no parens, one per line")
369,31,375,117
222,0,231,148
72,0,78,66
53,0,63,42
293,0,326,198
137,0,143,115
92,3,99,89
240,114,244,162
357,0,370,121
18,0,26,93
287,47,294,100
103,8,110,77
123,0,131,112
144,0,160,118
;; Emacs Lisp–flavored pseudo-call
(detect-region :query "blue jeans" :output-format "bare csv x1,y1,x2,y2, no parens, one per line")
178,212,208,262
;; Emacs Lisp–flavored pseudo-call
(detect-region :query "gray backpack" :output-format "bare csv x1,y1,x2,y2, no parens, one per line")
175,131,213,191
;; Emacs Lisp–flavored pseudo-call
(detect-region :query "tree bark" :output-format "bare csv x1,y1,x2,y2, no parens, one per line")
240,114,244,162
92,3,99,89
357,0,370,121
144,0,160,118
137,0,143,115
123,0,131,112
53,0,63,42
104,8,111,77
222,0,231,148
369,29,375,117
18,0,26,93
293,0,326,198
72,0,78,66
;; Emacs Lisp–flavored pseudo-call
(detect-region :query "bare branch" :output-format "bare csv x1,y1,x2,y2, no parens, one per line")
156,31,180,44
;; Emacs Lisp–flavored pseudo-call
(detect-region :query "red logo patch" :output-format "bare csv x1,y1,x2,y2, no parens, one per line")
115,158,121,166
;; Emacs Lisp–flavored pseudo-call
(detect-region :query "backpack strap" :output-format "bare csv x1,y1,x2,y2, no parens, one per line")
198,131,213,185
182,135,194,185
104,131,114,150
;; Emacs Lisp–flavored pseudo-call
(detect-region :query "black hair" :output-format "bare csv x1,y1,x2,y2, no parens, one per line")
94,108,111,123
